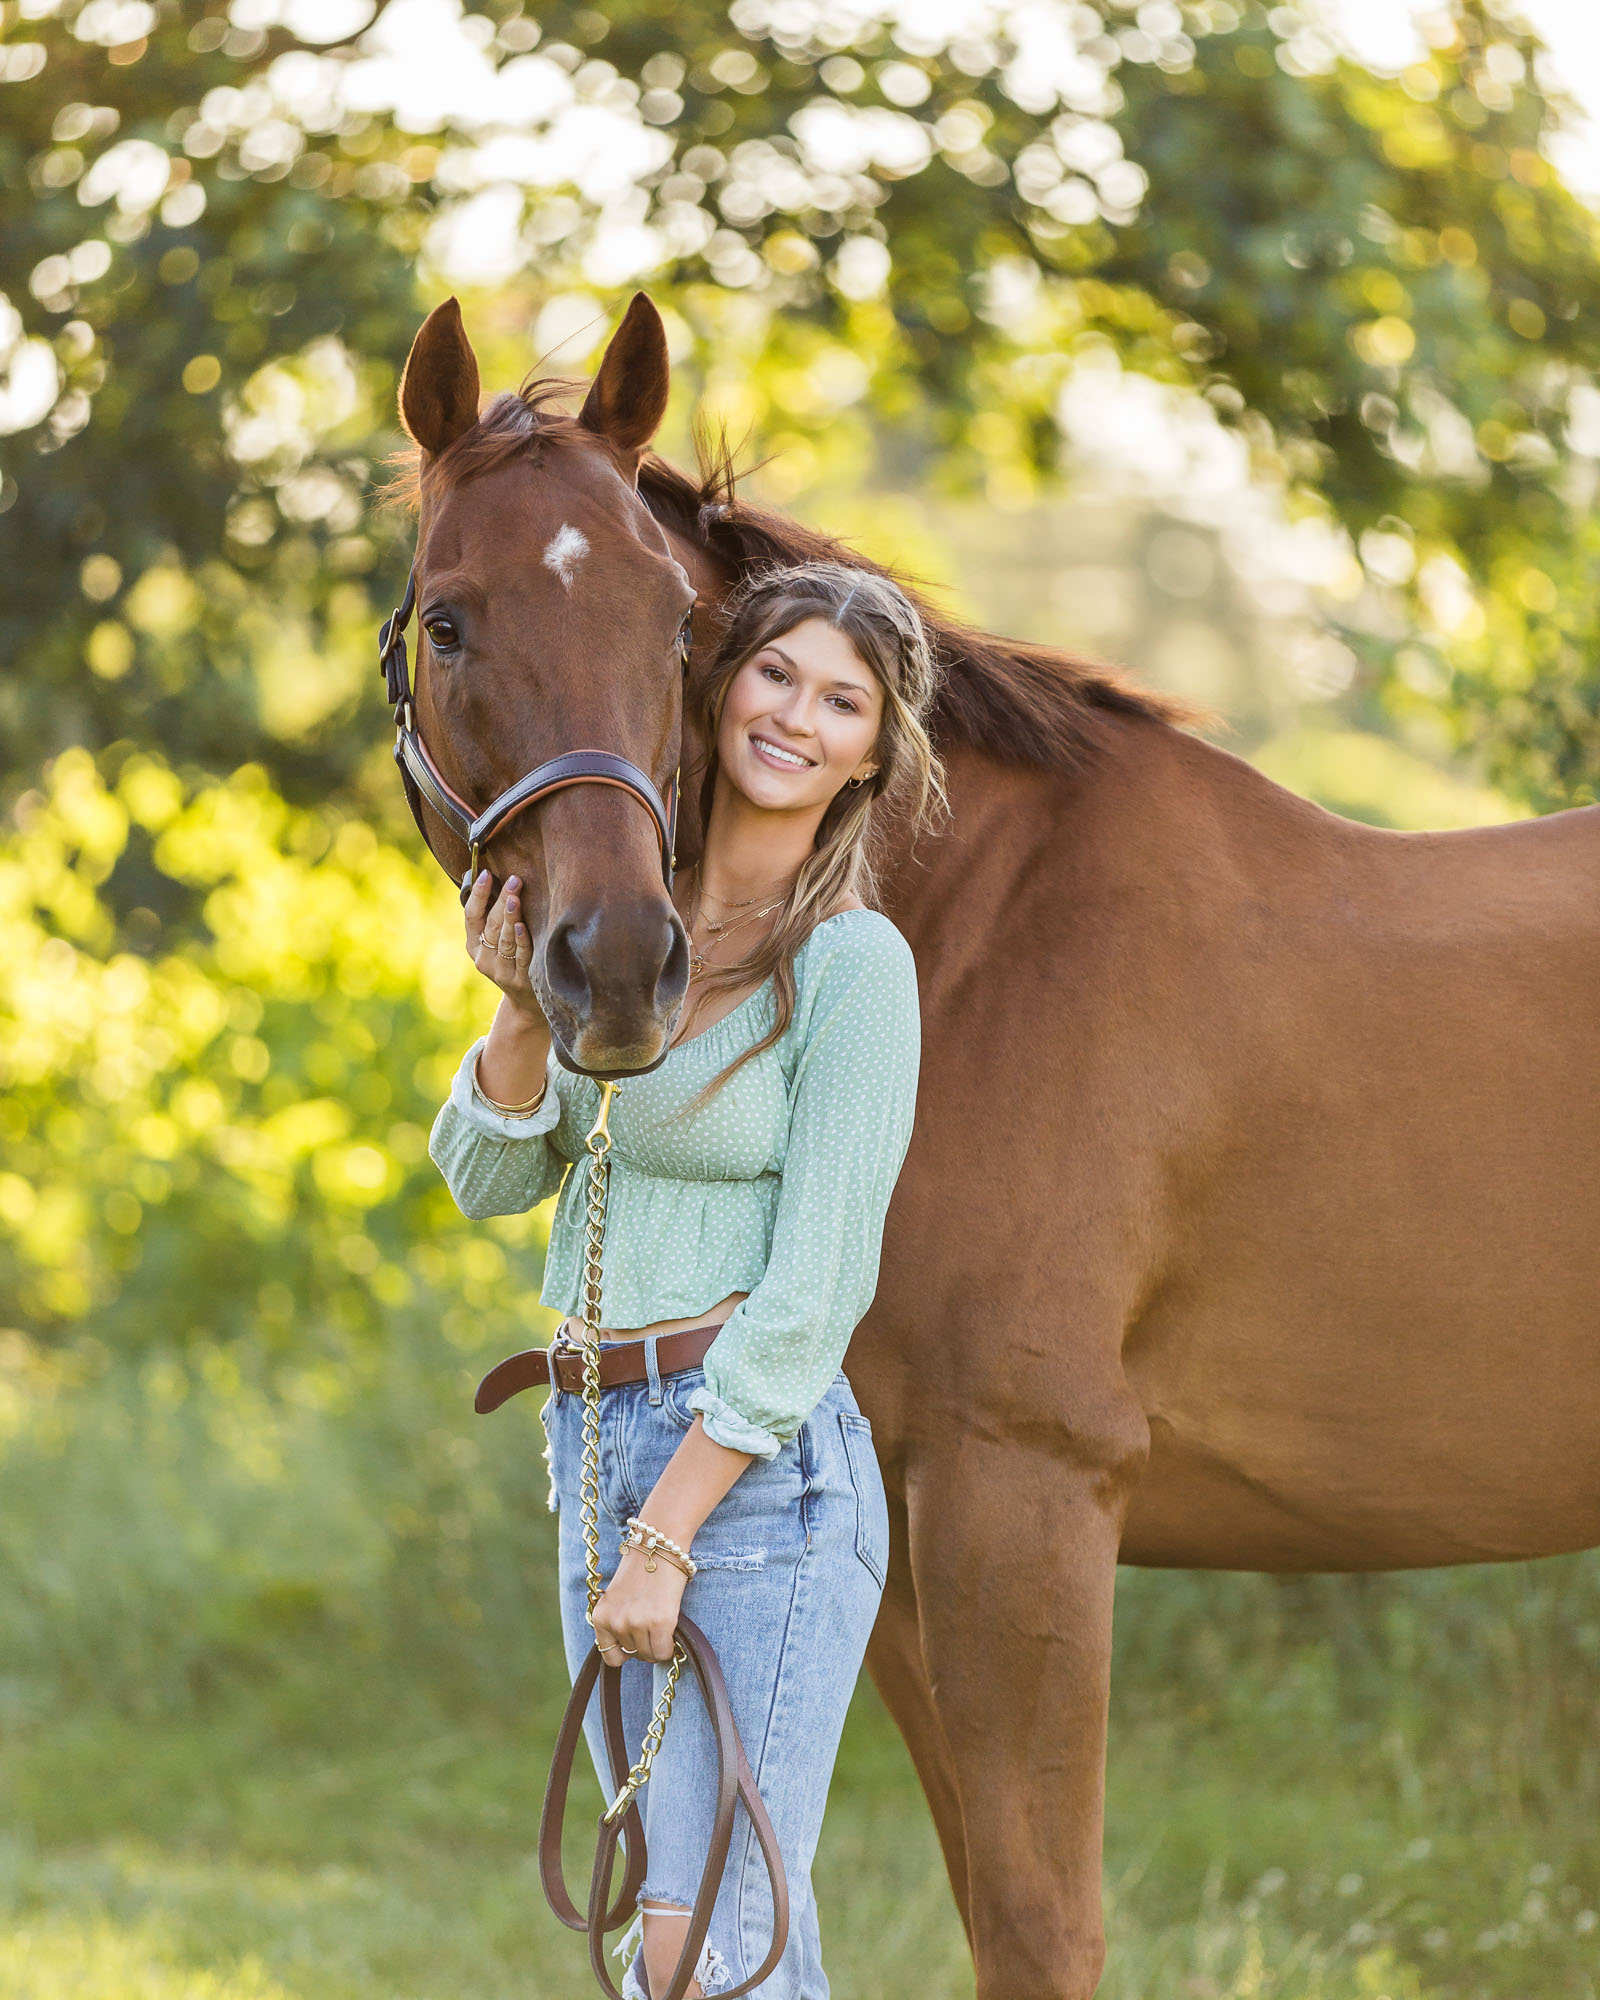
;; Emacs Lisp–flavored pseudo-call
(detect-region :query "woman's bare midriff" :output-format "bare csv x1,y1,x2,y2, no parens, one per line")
558,1291,749,1345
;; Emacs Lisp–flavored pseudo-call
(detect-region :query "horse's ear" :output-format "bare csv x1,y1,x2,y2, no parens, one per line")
399,297,481,457
578,291,669,471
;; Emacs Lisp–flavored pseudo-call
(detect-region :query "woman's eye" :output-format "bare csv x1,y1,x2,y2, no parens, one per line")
828,696,858,713
760,663,787,683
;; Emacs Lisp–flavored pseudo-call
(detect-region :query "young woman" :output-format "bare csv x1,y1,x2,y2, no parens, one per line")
429,560,945,1999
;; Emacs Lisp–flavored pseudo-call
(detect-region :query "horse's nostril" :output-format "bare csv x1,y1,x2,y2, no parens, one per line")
545,902,688,1053
657,914,690,1013
543,918,590,1017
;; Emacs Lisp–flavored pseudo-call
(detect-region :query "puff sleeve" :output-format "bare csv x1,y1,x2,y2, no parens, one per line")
428,1036,571,1219
686,921,921,1458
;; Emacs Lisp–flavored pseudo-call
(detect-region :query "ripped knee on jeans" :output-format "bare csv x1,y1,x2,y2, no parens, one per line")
617,1900,732,1997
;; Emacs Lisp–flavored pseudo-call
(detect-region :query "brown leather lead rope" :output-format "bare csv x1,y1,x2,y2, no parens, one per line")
538,1646,649,1937
540,1617,790,2000
476,1081,789,2000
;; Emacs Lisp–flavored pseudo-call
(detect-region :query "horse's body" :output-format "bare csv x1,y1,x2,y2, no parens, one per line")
847,722,1600,1993
393,295,1600,1999
880,722,1600,1572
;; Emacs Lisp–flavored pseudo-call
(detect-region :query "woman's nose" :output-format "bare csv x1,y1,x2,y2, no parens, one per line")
774,690,815,733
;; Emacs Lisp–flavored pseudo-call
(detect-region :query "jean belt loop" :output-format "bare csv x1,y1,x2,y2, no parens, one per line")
644,1333,664,1406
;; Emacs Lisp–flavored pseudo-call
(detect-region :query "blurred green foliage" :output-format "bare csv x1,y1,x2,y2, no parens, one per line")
0,746,562,1716
3,0,1600,813
0,749,539,1358
0,6,420,799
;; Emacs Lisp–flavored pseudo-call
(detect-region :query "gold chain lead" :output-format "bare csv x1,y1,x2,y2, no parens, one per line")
577,1079,686,1824
577,1080,616,1615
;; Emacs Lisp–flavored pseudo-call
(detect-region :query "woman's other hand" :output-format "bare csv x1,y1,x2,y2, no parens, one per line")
465,870,552,1108
464,869,544,1023
588,1424,755,1667
592,1549,689,1666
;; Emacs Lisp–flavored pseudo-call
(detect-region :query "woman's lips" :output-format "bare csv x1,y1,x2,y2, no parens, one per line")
749,732,816,771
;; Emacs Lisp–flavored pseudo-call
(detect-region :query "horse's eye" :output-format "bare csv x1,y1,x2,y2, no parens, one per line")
424,616,459,652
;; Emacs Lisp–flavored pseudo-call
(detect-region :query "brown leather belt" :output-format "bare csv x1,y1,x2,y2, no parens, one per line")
474,1321,725,1415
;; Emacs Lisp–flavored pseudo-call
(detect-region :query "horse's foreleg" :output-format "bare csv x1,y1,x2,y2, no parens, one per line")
864,1495,972,1941
908,1397,1148,2000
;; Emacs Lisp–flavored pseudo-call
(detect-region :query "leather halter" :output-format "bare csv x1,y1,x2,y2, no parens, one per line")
378,568,692,904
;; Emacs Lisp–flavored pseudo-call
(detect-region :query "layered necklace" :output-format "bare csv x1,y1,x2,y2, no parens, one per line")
684,867,793,980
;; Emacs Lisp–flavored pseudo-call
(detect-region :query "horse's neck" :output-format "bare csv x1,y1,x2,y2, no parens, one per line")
878,714,1347,954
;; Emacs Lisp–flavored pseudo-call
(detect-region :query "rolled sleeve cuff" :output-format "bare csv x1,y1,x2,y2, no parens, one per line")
684,1386,786,1461
448,1036,561,1141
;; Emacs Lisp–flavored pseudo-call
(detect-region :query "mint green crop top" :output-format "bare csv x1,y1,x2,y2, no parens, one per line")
428,909,920,1459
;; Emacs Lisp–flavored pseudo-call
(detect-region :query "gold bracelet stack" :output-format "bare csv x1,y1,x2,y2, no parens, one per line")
472,1048,546,1118
621,1516,698,1579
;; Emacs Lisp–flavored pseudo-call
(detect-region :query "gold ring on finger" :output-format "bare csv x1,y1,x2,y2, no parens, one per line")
497,942,518,959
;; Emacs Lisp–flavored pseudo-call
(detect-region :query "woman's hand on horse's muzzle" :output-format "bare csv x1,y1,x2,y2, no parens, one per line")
464,869,545,1020
592,1549,688,1665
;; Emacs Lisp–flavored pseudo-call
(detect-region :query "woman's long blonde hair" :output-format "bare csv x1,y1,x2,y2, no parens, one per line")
680,560,947,1112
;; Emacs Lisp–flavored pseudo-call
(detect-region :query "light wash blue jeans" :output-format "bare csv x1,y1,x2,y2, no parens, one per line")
543,1348,889,1999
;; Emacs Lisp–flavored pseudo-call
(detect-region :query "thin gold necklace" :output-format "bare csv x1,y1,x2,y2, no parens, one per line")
685,870,792,980
695,870,795,919
687,898,785,979
697,896,785,939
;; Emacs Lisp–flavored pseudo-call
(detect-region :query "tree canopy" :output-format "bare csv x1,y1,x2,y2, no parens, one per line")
3,0,1598,818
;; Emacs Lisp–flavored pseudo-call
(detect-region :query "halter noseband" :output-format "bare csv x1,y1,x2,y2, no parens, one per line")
377,570,691,904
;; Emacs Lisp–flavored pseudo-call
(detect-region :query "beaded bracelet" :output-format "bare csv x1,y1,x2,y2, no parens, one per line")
621,1515,698,1579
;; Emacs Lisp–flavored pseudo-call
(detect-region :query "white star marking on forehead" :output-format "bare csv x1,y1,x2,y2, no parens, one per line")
542,523,590,590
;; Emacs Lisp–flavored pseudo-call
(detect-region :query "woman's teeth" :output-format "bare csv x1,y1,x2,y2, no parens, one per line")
751,735,813,769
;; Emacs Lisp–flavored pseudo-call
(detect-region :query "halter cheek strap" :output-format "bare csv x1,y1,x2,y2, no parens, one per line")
378,570,692,903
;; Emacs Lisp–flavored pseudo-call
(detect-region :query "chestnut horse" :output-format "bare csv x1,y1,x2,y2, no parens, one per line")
394,294,1600,1999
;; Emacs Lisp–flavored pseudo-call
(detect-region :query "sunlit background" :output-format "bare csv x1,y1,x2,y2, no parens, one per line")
3,3,1600,1996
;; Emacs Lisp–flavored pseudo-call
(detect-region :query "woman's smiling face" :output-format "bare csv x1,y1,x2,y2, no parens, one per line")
716,615,885,812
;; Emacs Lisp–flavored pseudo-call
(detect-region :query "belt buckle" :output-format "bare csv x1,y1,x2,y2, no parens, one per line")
546,1334,580,1405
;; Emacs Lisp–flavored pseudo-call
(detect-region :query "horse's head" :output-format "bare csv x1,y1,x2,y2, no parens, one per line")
395,293,695,1078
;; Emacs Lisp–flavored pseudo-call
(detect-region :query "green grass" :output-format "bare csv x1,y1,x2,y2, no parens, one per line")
3,1603,1598,2000
0,1667,967,2000
2,1345,1598,1998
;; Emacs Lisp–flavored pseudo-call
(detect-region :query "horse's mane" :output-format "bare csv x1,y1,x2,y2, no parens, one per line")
387,380,1201,775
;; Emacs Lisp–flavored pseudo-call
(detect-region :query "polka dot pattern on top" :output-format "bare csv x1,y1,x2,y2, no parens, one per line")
429,910,921,1458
